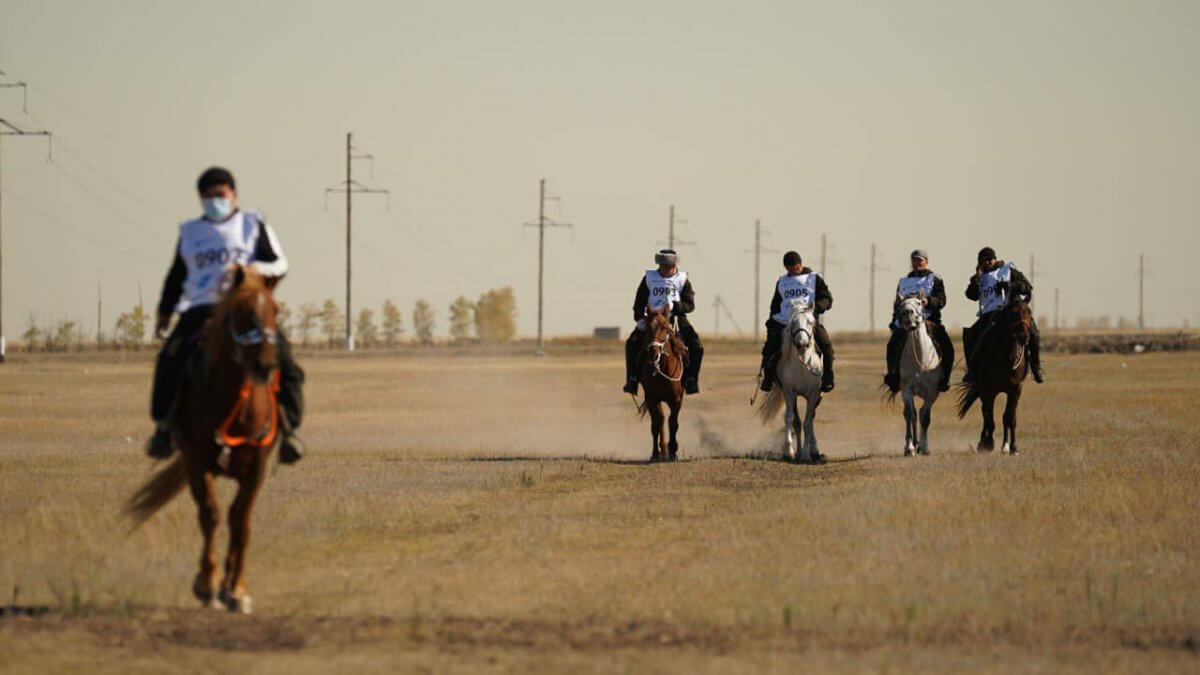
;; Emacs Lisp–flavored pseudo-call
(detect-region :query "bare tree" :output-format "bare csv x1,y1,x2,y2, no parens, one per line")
412,299,435,346
449,296,476,342
276,301,293,336
320,299,344,348
297,302,319,346
381,300,404,346
356,308,378,349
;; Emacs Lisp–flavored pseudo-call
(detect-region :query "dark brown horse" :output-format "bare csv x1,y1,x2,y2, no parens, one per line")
126,265,284,614
636,307,686,462
956,300,1031,454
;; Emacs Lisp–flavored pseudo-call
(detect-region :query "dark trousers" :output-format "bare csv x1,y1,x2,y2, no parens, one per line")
151,306,305,430
760,319,834,375
963,312,1041,372
625,317,704,382
887,322,954,382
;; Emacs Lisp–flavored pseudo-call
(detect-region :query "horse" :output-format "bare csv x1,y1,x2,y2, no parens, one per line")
758,304,824,463
126,264,284,614
956,299,1031,454
888,295,943,456
635,307,686,462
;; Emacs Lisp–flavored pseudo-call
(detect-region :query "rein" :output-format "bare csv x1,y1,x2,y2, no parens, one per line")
215,370,281,450
647,337,684,382
906,320,938,371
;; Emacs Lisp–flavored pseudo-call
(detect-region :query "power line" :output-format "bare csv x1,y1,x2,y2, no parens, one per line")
1,110,53,364
523,178,573,355
323,133,390,351
658,205,696,251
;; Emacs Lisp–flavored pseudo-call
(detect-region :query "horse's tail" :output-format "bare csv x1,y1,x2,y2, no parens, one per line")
881,383,900,405
955,380,980,419
635,396,650,419
757,385,785,425
124,455,188,530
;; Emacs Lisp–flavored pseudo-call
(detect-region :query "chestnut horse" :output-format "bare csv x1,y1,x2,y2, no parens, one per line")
956,299,1031,454
636,308,686,461
126,265,284,614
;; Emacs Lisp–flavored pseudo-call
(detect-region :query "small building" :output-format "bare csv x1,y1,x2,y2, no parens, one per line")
592,326,621,340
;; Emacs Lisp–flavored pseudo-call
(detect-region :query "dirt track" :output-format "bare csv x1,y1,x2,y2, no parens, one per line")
1,344,1198,672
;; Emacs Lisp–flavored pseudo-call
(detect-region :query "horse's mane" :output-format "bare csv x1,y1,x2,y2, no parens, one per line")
206,266,272,362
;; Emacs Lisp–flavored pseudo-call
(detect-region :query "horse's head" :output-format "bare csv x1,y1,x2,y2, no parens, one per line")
216,264,280,382
897,295,926,331
645,305,673,342
787,304,815,350
1006,299,1032,346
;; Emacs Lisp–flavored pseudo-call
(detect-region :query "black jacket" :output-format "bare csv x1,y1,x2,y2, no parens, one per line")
632,274,696,322
768,267,833,319
892,269,947,324
965,260,1032,307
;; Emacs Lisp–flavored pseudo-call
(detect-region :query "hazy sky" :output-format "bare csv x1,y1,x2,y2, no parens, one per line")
1,0,1197,341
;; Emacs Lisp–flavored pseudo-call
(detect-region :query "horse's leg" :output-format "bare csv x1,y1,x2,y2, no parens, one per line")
1002,389,1021,455
667,398,681,461
221,456,266,614
978,392,996,452
918,394,934,456
802,393,820,463
648,400,665,461
185,462,221,608
902,390,916,457
783,390,798,462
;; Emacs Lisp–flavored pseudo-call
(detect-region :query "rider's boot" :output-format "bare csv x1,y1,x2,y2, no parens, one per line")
145,422,174,459
961,325,977,384
279,432,304,464
759,353,778,392
884,331,902,393
821,354,835,393
684,378,700,395
622,332,641,395
1028,333,1045,384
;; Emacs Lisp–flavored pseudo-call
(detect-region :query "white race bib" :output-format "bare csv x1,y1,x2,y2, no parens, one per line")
772,273,819,324
644,269,688,313
977,263,1013,315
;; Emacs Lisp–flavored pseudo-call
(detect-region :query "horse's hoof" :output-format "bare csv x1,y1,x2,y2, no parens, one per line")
811,454,826,464
667,454,678,462
219,589,252,615
904,448,913,457
917,448,930,456
193,576,217,605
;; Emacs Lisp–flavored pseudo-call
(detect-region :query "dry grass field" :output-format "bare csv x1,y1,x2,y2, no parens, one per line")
0,341,1197,673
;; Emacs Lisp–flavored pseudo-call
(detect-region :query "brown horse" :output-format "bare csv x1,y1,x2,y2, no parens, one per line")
636,308,686,462
956,300,1031,454
126,265,284,614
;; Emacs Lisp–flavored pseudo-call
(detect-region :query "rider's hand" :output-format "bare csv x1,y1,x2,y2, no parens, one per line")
155,314,171,339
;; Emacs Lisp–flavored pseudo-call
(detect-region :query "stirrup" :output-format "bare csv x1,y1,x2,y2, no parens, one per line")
622,379,639,395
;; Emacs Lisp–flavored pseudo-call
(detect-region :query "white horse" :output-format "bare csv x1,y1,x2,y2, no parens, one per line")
758,305,824,463
892,295,942,456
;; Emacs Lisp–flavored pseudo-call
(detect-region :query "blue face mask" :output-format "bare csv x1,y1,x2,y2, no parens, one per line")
202,197,233,221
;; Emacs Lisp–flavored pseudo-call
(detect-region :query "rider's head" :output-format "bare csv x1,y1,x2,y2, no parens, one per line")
654,249,678,275
977,246,997,270
910,249,929,272
783,251,803,275
197,167,238,221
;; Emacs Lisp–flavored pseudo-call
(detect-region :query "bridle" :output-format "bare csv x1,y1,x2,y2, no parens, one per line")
216,290,281,451
646,319,684,382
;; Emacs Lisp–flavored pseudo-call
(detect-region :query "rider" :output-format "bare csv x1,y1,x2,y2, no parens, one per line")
963,246,1045,384
622,249,704,395
146,167,306,463
758,251,835,393
883,249,955,393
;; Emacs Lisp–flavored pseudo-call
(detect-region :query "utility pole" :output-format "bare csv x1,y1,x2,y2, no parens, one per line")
712,294,721,335
661,205,695,251
324,132,389,351
820,234,827,277
1054,287,1060,333
523,178,572,355
866,243,889,335
1138,253,1145,330
1029,253,1035,312
744,219,777,342
0,113,52,364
